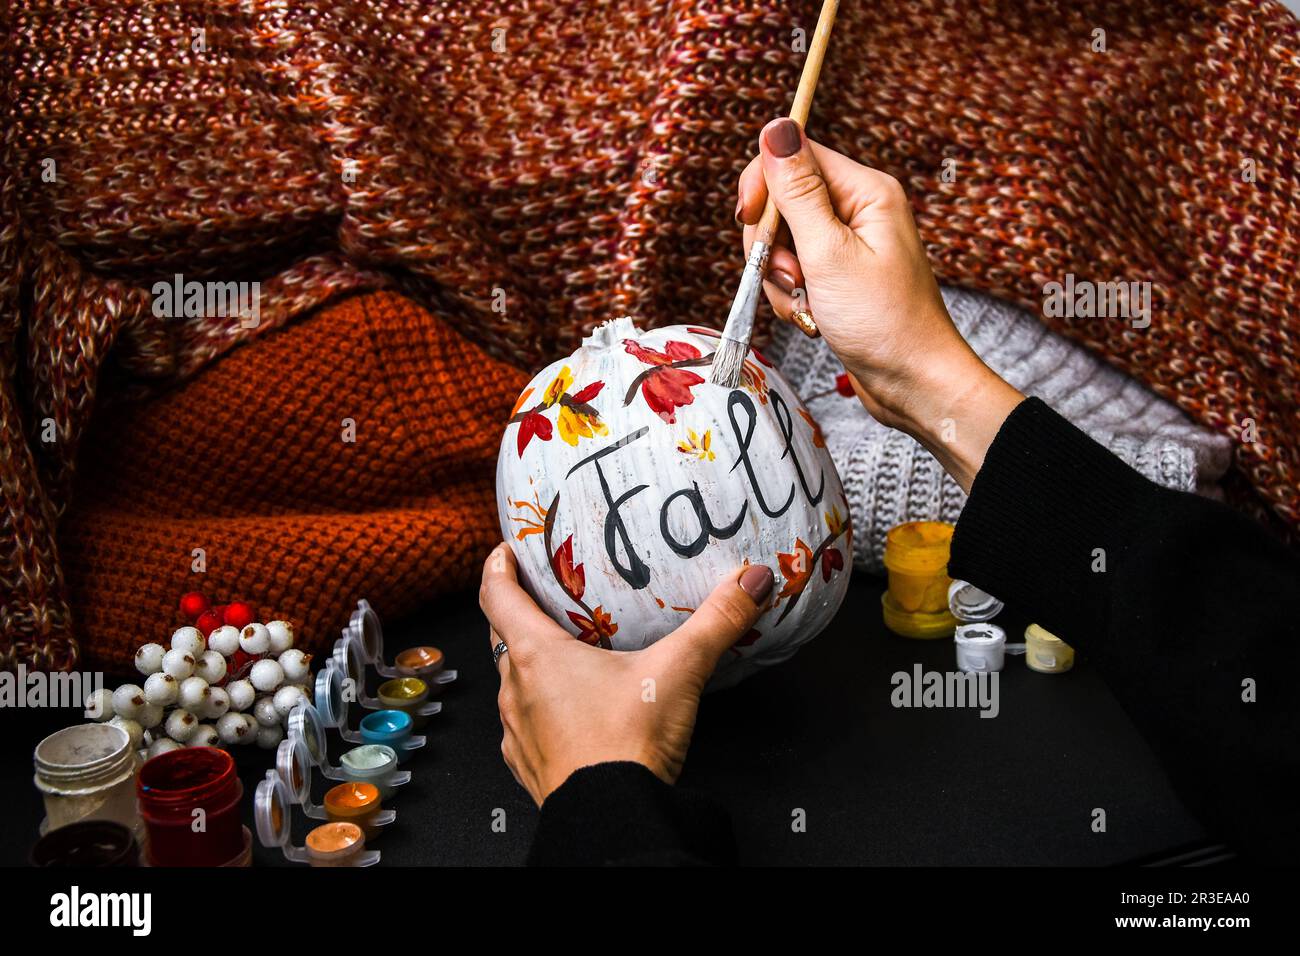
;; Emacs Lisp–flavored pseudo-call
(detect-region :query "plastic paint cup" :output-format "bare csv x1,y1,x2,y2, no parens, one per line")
137,746,245,866
346,599,458,687
883,522,958,638
256,772,378,867
359,709,423,763
334,634,443,719
306,821,369,867
395,645,444,678
377,677,432,727
340,744,409,799
30,819,138,867
324,781,390,839
1025,623,1075,674
33,723,141,837
954,623,1007,673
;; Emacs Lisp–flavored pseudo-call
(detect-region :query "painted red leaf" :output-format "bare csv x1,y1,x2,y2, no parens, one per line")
641,367,704,423
664,340,701,362
624,339,670,366
552,534,585,600
624,338,700,366
517,411,553,456
623,339,705,423
566,606,617,648
821,546,844,582
570,380,604,404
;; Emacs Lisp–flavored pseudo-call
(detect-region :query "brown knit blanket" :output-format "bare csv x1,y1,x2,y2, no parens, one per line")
3,1,1298,673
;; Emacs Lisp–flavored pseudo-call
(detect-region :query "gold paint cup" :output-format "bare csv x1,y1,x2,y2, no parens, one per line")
377,677,431,728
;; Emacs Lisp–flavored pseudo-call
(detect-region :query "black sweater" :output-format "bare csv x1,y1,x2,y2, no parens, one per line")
527,398,1300,866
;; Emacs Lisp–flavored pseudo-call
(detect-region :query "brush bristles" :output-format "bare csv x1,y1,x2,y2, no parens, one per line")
708,336,749,389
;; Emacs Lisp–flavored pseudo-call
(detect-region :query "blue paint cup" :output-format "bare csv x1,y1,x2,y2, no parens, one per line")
358,709,425,763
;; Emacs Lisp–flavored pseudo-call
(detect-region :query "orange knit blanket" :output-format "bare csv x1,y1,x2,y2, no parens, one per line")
3,1,1297,672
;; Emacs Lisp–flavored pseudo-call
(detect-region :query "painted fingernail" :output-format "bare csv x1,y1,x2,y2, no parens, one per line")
764,119,803,158
739,565,775,603
734,197,744,223
770,269,798,294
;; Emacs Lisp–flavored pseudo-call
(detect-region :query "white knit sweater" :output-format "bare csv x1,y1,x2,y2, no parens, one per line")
769,286,1234,572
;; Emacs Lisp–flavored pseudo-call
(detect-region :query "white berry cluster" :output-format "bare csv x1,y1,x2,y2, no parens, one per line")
85,621,313,759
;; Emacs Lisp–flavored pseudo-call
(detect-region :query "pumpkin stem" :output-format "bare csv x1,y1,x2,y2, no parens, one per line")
581,315,639,349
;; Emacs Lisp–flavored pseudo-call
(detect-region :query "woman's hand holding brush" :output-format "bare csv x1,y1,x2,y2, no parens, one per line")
736,119,1024,492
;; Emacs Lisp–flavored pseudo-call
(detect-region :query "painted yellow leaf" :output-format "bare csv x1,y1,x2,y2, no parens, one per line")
558,404,608,446
543,366,574,407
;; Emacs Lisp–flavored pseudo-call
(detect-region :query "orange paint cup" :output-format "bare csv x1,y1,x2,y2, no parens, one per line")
395,645,444,677
305,821,368,867
324,781,390,840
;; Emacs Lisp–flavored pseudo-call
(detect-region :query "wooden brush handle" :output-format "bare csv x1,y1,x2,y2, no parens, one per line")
756,0,840,246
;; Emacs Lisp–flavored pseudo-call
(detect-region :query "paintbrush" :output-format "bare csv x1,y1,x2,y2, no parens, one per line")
710,0,840,388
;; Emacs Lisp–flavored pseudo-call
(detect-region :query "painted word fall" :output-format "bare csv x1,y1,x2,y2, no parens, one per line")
571,389,824,587
49,886,152,936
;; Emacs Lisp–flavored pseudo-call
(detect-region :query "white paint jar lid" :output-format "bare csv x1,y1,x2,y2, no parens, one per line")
948,579,1005,622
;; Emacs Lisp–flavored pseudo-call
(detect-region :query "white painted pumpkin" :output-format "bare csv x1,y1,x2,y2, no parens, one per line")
495,317,851,687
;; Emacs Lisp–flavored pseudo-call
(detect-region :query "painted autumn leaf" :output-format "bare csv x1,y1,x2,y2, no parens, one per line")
742,360,769,404
558,404,608,445
624,339,705,424
776,538,814,601
543,366,573,406
510,491,548,540
509,386,535,419
568,606,617,648
824,504,847,538
799,407,826,448
676,428,715,461
551,534,585,601
821,547,844,582
516,411,552,456
514,368,606,455
570,381,604,404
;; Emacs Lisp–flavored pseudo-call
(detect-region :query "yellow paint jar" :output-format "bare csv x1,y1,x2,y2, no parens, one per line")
1025,623,1075,673
881,521,957,639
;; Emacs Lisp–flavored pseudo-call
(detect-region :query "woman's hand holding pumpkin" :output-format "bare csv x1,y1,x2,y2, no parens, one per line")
480,542,774,805
736,119,1023,492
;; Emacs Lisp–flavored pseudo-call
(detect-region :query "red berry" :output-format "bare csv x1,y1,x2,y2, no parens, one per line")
223,602,256,630
835,372,855,397
179,591,209,621
195,610,223,636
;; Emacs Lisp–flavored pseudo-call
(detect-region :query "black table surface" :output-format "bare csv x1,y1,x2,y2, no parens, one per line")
3,574,1207,866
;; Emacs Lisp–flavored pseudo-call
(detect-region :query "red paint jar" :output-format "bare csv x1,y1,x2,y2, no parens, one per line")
137,747,245,867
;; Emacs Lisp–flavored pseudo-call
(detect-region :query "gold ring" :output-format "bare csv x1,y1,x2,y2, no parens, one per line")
790,309,819,338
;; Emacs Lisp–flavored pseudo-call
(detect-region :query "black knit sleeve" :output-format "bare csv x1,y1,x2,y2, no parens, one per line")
950,397,1300,863
526,762,736,866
